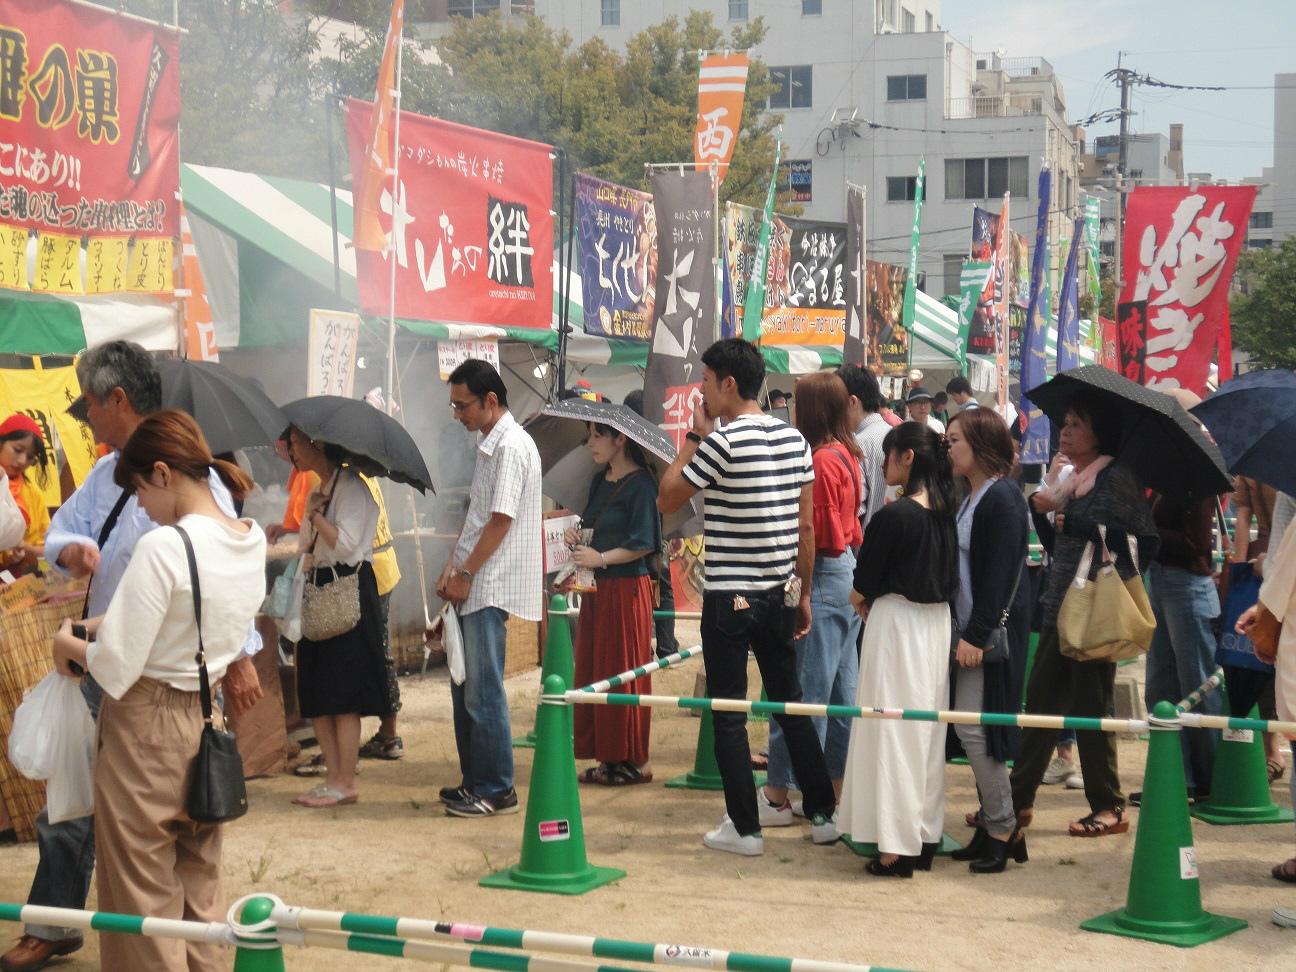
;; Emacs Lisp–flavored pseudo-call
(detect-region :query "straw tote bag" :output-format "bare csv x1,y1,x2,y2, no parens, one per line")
1058,524,1156,663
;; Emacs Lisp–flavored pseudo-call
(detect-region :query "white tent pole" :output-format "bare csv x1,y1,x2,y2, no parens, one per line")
384,9,404,418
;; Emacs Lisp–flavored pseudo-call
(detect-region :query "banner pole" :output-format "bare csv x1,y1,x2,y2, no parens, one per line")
555,150,572,398
384,7,404,418
325,93,344,302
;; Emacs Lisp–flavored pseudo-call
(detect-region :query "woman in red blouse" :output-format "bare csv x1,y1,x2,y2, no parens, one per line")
759,372,864,833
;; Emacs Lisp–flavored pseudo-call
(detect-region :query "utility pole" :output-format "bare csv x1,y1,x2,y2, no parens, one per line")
1112,53,1133,295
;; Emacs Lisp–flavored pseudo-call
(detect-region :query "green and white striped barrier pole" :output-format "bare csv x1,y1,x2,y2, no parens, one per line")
561,608,703,622
0,903,236,950
1176,712,1296,735
576,645,703,694
268,903,897,972
1175,667,1225,713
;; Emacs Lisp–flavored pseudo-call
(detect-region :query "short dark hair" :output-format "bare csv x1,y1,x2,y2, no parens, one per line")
622,389,645,416
78,341,161,415
448,358,508,408
933,391,949,409
946,375,973,397
701,338,764,401
1066,391,1122,456
836,364,884,413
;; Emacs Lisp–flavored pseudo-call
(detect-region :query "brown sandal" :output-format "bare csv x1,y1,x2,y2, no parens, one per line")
1267,758,1286,784
1272,858,1296,883
1069,808,1129,838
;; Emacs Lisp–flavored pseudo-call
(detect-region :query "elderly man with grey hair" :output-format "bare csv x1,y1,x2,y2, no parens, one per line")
2,341,263,972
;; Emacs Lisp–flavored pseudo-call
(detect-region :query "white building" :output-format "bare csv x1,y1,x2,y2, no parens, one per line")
1270,71,1295,246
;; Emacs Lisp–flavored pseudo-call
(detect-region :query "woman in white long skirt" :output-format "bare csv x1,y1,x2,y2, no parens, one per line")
839,421,959,878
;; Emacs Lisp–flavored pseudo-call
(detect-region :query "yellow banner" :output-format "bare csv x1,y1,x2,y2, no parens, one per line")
32,232,82,294
0,226,28,291
85,236,130,294
126,237,175,295
0,357,99,508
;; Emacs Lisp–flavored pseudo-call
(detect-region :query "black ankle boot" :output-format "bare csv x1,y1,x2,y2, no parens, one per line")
951,828,987,862
969,835,1012,873
1011,830,1029,863
865,854,915,878
914,841,939,870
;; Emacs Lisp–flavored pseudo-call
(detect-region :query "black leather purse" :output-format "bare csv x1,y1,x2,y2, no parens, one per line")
175,525,248,825
980,559,1025,665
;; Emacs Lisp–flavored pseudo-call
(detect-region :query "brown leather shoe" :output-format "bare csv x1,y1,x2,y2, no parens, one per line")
0,935,83,972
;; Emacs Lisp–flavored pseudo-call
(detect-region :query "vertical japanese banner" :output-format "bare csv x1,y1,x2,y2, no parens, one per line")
307,310,362,398
900,158,925,337
742,137,781,341
643,171,716,447
693,53,749,186
843,183,867,365
0,357,96,505
1119,185,1257,393
351,0,403,251
956,260,993,356
966,206,1002,357
179,204,218,361
344,102,554,328
1019,168,1052,465
1056,217,1085,373
1117,300,1149,384
1084,196,1102,339
992,195,1012,410
1099,316,1120,371
866,261,909,375
574,173,656,341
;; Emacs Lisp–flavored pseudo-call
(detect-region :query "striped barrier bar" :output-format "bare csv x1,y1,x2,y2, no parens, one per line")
559,608,703,622
577,645,704,694
1175,667,1226,713
0,903,243,949
269,904,890,972
552,691,1150,734
1177,711,1296,735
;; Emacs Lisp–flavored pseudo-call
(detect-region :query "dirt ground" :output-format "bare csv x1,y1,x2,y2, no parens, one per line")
2,624,1294,971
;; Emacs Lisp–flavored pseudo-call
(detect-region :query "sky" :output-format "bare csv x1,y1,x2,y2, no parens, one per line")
940,0,1296,181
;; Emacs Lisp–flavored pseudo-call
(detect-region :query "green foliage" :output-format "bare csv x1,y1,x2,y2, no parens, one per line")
1230,239,1296,370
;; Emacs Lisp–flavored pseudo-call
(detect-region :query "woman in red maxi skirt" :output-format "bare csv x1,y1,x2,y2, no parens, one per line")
566,422,662,785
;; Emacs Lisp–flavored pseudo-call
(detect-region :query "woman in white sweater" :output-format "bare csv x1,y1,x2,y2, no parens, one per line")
52,410,266,972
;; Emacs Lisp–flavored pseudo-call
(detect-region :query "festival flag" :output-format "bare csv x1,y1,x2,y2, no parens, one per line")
900,159,926,335
1019,169,1052,465
352,0,404,252
694,52,749,186
742,134,782,341
178,203,218,362
1083,196,1102,348
1120,185,1256,393
574,174,656,341
844,184,867,365
1056,217,1086,374
994,194,1011,410
957,260,993,357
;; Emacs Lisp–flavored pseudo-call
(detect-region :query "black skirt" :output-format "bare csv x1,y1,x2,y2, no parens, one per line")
296,561,391,719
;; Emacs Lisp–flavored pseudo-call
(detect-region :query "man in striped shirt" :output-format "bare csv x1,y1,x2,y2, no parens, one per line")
659,339,835,856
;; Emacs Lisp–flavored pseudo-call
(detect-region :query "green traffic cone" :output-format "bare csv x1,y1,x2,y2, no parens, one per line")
1082,701,1247,947
1192,704,1294,826
232,896,285,972
665,680,766,790
481,674,624,895
514,594,577,749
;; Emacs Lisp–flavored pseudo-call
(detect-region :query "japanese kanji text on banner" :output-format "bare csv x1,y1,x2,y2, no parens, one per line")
1119,185,1256,394
307,310,361,399
574,173,656,342
0,0,180,240
344,100,554,329
694,52,748,185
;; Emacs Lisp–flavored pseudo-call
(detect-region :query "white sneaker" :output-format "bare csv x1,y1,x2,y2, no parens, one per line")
1043,756,1076,785
758,793,794,828
1065,770,1085,789
809,811,839,845
703,816,764,856
790,799,806,818
1274,907,1296,929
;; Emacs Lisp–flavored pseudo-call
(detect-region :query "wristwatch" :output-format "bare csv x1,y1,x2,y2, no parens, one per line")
685,430,702,444
454,567,473,580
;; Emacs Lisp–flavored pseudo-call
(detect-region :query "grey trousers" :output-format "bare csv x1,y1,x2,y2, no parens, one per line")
953,666,1016,836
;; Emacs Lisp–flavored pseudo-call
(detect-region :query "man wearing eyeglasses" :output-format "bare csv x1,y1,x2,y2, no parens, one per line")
435,359,542,818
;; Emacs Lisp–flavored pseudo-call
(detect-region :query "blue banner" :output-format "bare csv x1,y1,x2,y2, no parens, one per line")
575,173,656,341
1019,168,1052,466
1056,216,1085,374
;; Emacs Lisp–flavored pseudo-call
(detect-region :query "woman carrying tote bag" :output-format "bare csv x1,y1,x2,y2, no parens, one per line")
51,410,266,972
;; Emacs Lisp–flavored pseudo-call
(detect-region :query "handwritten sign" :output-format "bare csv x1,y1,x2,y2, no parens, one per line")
437,339,499,381
85,237,129,294
0,226,28,291
307,309,362,398
125,237,174,294
32,232,81,293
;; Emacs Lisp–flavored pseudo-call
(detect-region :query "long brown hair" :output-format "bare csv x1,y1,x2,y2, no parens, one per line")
794,372,863,460
114,409,254,502
948,407,1016,478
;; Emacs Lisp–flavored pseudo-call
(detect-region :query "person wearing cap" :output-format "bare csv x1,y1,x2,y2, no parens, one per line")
906,388,945,434
0,414,50,577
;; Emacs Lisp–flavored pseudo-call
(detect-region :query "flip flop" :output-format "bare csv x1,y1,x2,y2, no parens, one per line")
1068,809,1129,838
1271,858,1296,884
296,786,358,809
292,784,331,805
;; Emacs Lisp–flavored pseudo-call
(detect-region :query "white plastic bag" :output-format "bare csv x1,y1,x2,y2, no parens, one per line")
436,603,466,685
8,672,96,823
274,555,306,643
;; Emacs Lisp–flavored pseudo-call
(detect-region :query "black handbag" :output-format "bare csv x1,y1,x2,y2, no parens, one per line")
175,526,249,825
953,557,1024,665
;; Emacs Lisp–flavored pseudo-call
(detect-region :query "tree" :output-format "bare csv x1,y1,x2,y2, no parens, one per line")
1230,239,1296,370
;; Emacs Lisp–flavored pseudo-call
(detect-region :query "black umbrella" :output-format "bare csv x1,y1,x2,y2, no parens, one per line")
1191,369,1296,494
1025,365,1230,499
282,395,433,493
156,359,287,455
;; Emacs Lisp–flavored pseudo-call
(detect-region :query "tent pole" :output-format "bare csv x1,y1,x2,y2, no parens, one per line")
555,149,573,399
325,92,343,303
384,9,404,417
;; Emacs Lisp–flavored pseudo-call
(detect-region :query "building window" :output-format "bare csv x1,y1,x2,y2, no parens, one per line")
901,7,915,31
768,65,812,109
925,11,934,31
945,157,1028,200
879,0,897,28
600,0,619,26
448,0,500,16
886,74,927,101
942,254,965,297
1251,211,1274,229
729,0,748,19
1248,238,1273,249
802,0,823,14
886,176,917,202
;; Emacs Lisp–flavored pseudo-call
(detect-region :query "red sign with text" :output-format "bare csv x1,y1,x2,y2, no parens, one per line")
0,0,180,237
1119,185,1256,394
344,100,553,328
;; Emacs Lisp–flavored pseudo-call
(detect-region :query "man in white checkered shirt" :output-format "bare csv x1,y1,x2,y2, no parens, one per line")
436,359,542,818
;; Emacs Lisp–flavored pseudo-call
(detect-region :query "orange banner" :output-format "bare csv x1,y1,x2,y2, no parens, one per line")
352,0,404,252
694,53,749,186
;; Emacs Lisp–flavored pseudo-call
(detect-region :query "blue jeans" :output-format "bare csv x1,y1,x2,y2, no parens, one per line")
1145,562,1221,792
24,676,103,942
767,552,861,788
449,607,514,800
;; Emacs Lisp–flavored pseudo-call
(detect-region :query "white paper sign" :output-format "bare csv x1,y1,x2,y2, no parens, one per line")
1179,846,1199,880
307,309,362,398
543,513,581,574
438,339,500,381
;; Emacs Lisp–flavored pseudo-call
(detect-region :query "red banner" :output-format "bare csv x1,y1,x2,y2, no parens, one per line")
344,100,553,328
0,0,180,238
1119,185,1256,394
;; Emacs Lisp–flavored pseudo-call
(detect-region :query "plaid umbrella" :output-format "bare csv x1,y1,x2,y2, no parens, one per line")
1191,369,1296,495
1025,365,1230,499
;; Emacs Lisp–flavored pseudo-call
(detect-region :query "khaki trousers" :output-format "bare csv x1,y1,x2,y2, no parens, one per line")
94,678,225,972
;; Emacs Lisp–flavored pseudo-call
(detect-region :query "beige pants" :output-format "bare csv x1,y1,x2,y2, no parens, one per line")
94,678,225,972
